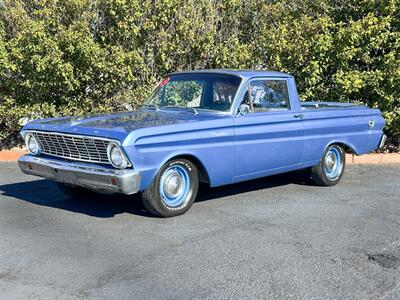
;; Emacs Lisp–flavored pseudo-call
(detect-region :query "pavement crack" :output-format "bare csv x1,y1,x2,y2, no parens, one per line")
367,253,400,269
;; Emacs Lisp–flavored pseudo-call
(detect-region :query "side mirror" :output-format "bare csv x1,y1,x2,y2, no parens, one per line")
238,104,250,116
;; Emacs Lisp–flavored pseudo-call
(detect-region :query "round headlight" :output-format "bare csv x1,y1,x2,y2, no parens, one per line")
25,134,41,156
107,143,128,169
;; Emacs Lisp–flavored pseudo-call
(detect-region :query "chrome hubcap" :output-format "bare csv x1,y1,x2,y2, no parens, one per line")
163,173,183,198
159,165,191,208
325,152,336,170
324,146,343,180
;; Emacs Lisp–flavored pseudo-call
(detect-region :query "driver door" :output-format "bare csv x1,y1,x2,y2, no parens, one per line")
233,78,304,181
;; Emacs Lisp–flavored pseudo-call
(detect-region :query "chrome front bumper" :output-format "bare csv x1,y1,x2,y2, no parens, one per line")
18,155,141,195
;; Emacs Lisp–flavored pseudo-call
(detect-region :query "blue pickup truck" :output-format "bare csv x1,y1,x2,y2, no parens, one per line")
18,70,386,217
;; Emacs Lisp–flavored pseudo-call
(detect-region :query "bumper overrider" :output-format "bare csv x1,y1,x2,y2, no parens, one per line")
18,155,141,195
379,134,387,149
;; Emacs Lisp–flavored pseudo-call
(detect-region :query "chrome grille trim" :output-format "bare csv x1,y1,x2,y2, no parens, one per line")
23,130,123,165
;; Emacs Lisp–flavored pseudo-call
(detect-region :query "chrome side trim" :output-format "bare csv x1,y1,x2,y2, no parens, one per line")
18,155,140,195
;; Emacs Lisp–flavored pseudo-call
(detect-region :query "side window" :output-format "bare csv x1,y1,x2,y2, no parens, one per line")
241,80,290,113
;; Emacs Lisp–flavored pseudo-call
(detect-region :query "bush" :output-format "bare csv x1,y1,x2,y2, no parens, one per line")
1,0,399,148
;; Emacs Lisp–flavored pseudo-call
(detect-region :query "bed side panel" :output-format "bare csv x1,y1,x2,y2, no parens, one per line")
301,108,384,162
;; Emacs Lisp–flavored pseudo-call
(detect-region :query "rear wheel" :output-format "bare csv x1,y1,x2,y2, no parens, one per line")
310,144,345,186
141,159,199,217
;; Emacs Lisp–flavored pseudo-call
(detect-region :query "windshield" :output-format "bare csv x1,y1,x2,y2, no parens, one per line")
144,73,242,112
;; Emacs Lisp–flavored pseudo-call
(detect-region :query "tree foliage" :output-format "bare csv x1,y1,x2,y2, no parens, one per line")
1,0,399,148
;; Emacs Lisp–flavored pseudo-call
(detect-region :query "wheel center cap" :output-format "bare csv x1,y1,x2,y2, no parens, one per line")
164,174,183,198
326,153,336,170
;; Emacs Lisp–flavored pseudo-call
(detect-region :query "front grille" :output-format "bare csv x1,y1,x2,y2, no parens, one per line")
32,131,111,164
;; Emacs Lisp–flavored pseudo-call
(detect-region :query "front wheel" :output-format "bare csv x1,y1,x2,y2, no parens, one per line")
310,144,345,186
141,159,199,217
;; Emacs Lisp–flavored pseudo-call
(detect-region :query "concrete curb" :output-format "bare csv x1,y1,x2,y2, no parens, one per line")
0,150,28,161
346,153,400,164
0,150,399,164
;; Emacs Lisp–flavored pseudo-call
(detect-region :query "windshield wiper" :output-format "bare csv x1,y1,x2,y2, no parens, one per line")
163,106,198,115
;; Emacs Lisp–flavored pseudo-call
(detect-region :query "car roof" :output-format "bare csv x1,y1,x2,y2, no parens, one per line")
167,69,293,79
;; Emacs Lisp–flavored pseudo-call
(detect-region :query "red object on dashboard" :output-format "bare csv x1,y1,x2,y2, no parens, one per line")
160,77,170,86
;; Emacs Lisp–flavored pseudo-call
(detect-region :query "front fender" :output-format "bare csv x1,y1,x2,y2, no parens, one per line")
123,119,236,191
138,150,208,191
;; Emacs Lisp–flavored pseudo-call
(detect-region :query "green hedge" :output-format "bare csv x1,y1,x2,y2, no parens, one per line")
1,0,399,148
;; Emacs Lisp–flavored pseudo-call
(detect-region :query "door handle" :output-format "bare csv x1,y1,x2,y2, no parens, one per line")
293,113,304,119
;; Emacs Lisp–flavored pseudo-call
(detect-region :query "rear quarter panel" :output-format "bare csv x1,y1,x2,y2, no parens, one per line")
301,107,384,163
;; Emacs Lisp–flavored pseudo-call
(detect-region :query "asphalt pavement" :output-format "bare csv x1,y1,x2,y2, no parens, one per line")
0,162,399,299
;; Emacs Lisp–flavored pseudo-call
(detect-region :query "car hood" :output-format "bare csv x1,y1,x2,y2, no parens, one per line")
22,109,229,141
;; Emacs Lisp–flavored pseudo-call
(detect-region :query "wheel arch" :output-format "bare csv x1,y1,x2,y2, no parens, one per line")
146,152,210,188
139,150,218,192
167,154,210,185
324,140,358,155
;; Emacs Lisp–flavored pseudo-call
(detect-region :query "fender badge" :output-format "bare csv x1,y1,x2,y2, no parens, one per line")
211,131,229,137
